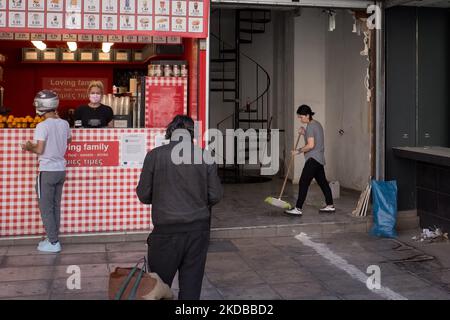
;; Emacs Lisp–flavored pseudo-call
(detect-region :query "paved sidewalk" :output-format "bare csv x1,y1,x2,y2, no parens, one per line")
1,230,449,300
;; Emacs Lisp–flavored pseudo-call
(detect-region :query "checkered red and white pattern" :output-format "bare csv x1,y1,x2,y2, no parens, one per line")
0,128,165,237
145,76,188,128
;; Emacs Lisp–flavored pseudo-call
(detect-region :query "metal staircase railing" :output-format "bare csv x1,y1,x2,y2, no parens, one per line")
210,8,272,182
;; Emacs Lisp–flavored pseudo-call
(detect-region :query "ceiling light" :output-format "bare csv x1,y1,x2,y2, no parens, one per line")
67,42,77,52
102,42,114,53
31,41,46,51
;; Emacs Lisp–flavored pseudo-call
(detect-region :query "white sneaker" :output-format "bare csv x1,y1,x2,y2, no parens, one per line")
319,205,336,213
38,240,61,253
37,238,49,250
284,207,303,216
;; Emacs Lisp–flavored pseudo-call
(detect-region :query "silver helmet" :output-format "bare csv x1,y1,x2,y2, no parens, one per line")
33,90,59,116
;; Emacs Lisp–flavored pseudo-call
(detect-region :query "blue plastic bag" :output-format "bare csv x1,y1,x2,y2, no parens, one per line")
370,180,398,238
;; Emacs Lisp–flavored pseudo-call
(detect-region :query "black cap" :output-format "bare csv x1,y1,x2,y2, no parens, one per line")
296,104,315,116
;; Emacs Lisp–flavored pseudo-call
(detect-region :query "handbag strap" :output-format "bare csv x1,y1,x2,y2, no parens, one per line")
114,257,147,300
127,266,145,300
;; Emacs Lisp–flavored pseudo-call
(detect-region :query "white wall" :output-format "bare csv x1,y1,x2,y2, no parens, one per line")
325,11,370,190
291,9,327,182
273,11,293,175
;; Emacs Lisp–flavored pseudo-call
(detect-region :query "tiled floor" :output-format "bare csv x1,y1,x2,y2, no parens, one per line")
211,178,362,229
1,231,450,300
0,178,446,300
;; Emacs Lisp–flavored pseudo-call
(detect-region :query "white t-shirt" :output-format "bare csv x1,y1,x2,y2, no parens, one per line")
33,118,71,171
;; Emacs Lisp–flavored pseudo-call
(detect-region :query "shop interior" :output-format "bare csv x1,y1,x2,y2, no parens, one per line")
0,37,201,128
207,4,379,229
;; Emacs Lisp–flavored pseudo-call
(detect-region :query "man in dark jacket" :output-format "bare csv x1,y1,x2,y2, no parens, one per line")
136,115,223,300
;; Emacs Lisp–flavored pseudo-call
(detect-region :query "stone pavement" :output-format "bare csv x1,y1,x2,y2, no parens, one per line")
1,229,450,300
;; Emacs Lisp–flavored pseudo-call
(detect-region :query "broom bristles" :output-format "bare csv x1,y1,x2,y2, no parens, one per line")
265,197,292,210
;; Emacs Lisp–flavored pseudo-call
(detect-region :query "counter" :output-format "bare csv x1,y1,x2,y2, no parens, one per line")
0,128,165,237
392,146,450,167
393,146,450,232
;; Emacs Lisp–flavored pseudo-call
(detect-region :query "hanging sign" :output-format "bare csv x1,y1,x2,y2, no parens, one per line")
0,0,209,38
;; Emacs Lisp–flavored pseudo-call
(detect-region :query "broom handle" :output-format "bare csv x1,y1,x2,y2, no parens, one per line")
279,132,302,199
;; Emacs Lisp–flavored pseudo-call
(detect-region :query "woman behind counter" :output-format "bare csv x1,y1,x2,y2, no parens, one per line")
75,81,114,128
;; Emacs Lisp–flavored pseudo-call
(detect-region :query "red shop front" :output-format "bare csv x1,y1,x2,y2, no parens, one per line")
0,0,209,239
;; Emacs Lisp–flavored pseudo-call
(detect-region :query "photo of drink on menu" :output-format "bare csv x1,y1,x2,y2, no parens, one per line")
155,0,169,15
137,0,152,14
84,13,100,29
172,1,186,16
47,12,63,28
0,12,6,27
189,1,203,16
84,0,100,13
9,11,25,28
102,0,118,13
47,0,64,12
10,0,26,10
120,0,135,13
120,15,135,30
65,12,81,29
28,12,45,28
28,0,45,11
102,14,118,30
66,0,82,11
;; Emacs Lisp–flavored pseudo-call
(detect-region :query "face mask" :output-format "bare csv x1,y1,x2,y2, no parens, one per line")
89,93,101,104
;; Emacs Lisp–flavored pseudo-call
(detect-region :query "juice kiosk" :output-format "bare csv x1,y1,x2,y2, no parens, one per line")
0,0,209,239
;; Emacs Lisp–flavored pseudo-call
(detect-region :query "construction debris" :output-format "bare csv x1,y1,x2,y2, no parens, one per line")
412,228,449,243
388,254,435,264
352,183,371,217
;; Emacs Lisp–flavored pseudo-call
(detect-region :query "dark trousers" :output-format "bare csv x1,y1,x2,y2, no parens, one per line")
147,229,210,300
296,158,334,209
35,171,66,243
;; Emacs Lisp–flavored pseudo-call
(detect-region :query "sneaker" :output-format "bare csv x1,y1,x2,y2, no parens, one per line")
37,238,49,250
319,205,336,213
38,240,61,253
284,207,303,216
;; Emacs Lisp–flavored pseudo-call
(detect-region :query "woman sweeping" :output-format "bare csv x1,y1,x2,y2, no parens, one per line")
285,104,336,216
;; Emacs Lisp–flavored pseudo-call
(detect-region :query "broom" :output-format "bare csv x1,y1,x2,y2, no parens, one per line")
265,131,302,210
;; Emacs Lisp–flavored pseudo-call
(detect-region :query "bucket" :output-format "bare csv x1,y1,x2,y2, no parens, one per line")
329,181,340,199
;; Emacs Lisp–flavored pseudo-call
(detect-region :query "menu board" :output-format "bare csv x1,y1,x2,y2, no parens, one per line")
0,0,209,37
145,77,187,128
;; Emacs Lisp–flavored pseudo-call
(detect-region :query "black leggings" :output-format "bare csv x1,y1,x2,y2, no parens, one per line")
296,158,334,209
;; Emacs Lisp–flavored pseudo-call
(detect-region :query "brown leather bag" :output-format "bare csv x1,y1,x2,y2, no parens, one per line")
108,258,173,300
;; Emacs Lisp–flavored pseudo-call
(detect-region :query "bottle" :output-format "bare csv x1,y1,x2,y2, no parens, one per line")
148,64,154,77
163,64,172,77
67,109,75,127
181,64,188,77
154,65,163,77
173,64,180,77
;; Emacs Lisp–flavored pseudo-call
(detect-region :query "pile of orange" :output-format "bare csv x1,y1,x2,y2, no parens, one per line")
0,115,44,128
